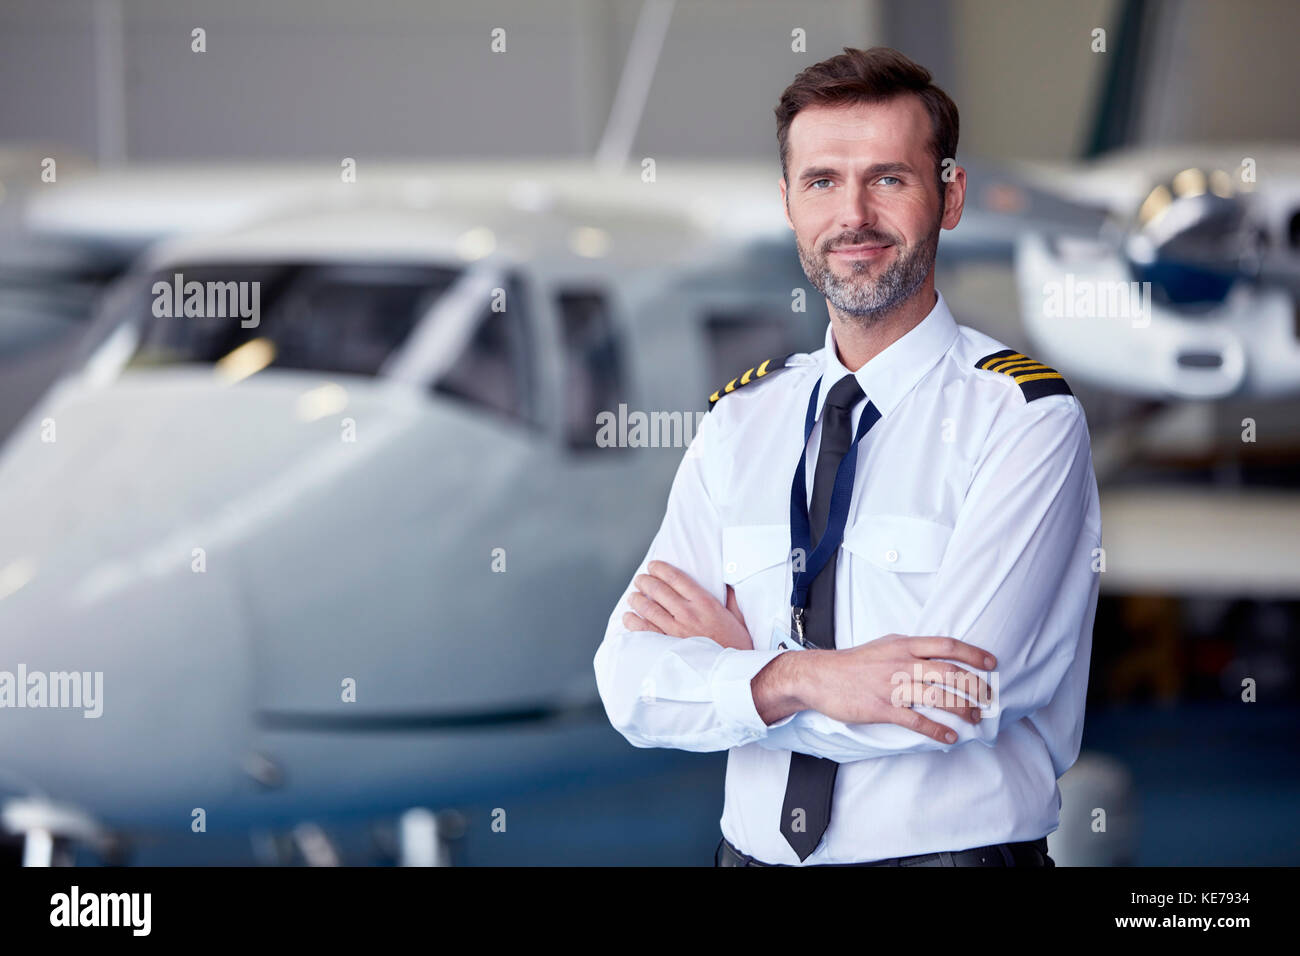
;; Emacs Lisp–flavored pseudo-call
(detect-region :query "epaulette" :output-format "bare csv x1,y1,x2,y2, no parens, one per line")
707,353,795,410
975,348,1073,402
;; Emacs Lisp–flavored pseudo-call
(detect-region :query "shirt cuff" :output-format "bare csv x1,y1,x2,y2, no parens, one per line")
709,647,799,741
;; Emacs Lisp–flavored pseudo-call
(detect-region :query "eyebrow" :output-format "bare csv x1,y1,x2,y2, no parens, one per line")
797,162,915,183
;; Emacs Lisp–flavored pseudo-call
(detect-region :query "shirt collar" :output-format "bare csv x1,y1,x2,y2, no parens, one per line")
816,288,959,420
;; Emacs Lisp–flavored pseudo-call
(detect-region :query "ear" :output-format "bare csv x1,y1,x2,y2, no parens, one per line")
940,165,966,231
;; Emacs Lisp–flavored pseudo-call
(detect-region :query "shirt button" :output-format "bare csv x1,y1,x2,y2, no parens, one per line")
885,549,899,563
725,561,738,574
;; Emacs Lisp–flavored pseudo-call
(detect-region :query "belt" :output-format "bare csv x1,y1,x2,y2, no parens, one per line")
716,836,1054,867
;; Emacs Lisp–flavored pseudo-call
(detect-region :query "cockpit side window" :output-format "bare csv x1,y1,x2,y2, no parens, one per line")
430,272,539,428
556,287,624,450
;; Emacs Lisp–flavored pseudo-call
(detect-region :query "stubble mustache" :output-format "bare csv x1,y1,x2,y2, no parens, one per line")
823,228,900,253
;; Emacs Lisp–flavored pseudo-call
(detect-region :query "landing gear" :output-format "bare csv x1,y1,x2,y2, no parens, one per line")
0,797,118,866
398,808,465,866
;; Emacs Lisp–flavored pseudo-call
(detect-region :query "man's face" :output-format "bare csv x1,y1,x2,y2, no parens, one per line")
779,96,964,321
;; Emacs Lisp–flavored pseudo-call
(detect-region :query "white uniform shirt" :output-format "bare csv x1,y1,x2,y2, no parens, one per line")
593,290,1102,865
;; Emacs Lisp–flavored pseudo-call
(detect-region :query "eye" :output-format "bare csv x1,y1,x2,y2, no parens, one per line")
877,175,901,186
810,178,833,189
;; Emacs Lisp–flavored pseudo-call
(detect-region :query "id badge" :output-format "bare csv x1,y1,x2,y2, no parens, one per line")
772,615,805,652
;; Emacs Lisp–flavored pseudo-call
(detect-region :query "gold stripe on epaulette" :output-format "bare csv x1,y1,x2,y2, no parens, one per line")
707,353,795,410
980,352,1025,370
990,359,1046,374
975,347,1073,401
1014,371,1065,384
999,362,1051,375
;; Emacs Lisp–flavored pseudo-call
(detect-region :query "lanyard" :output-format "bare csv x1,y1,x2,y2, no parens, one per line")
787,376,880,645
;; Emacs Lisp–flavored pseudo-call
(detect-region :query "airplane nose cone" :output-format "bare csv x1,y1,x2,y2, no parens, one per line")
0,369,400,825
0,367,612,827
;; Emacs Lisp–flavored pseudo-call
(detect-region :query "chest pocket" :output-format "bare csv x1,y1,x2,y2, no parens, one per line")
721,524,791,650
841,514,954,634
842,513,954,572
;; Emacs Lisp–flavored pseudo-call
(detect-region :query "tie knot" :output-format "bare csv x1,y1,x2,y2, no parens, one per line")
825,375,865,410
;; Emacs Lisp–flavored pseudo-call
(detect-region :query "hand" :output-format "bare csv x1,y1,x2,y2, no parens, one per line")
622,560,754,651
794,636,996,743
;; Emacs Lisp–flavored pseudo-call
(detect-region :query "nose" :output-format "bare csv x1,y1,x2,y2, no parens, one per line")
838,177,879,232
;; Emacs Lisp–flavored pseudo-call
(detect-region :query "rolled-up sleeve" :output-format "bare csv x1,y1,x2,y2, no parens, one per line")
759,395,1101,764
593,409,796,751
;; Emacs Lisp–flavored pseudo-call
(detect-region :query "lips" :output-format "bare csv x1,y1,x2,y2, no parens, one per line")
830,243,892,257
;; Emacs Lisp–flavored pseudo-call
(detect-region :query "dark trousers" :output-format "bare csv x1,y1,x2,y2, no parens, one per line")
715,836,1055,867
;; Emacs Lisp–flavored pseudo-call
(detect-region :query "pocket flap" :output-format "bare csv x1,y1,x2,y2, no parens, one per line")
721,524,790,584
842,514,953,572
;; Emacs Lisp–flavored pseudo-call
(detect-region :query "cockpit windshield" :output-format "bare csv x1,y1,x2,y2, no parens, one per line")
118,262,461,377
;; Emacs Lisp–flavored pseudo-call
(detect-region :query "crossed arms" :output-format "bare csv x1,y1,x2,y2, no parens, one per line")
592,395,1099,764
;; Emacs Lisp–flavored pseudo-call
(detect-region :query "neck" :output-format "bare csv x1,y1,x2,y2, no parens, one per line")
829,281,937,372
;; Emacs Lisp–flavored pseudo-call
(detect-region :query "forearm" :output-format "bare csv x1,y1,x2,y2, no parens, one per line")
752,648,827,725
760,707,980,762
754,643,989,760
595,626,792,750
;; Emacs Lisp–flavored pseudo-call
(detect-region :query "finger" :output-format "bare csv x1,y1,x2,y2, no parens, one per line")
634,573,691,621
725,585,747,629
893,667,990,715
647,560,714,606
902,663,992,710
628,591,681,636
893,683,983,725
623,611,663,634
881,700,966,743
903,636,997,671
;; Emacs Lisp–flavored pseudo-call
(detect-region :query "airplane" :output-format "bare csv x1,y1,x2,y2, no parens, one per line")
1013,145,1300,403
1004,145,1300,609
0,188,835,866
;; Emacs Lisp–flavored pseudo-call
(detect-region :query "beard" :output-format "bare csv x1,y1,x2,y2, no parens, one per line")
796,215,941,322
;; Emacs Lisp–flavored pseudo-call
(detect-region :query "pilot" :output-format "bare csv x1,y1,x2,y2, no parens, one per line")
592,47,1102,867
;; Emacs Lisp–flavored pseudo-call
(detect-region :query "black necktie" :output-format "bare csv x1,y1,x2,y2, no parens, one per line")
780,373,865,861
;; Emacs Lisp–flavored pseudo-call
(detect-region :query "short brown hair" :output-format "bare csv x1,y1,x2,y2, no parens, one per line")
774,46,959,194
